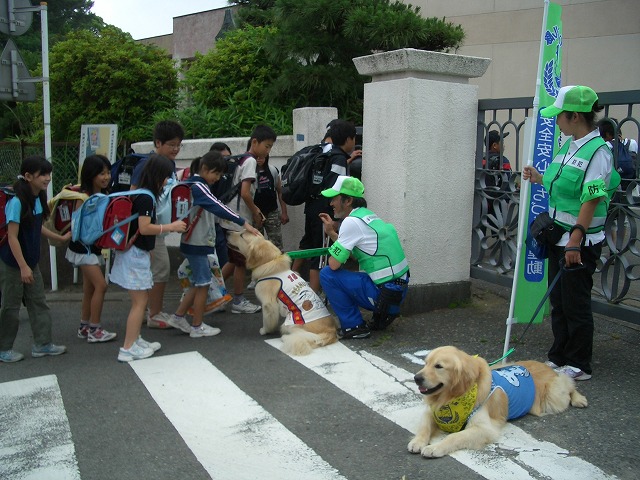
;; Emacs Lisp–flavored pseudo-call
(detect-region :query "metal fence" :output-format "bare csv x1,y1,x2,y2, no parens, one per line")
0,141,81,192
472,90,640,325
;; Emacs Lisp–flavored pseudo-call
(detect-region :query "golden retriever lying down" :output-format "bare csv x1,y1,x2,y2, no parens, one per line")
408,346,588,458
227,231,338,355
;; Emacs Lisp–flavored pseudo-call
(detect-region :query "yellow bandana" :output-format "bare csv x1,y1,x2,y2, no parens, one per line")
432,383,478,433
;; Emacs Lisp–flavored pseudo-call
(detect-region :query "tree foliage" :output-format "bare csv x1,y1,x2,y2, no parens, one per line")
184,25,278,109
229,0,465,121
45,27,178,142
178,24,293,137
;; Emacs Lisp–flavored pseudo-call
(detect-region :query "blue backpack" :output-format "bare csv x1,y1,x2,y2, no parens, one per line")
71,189,155,250
614,139,637,179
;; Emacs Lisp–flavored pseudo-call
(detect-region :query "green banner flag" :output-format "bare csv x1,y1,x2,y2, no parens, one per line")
513,1,562,324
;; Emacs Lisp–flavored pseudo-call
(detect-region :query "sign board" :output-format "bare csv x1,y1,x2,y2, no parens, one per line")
78,124,119,175
0,0,34,36
0,38,35,101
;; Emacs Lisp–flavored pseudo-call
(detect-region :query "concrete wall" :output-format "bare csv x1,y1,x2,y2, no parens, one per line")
172,7,237,60
407,0,640,98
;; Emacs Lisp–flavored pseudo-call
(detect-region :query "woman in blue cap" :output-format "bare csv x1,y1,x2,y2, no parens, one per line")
523,85,620,381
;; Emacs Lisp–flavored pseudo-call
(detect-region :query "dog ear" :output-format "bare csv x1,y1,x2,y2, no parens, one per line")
448,351,478,398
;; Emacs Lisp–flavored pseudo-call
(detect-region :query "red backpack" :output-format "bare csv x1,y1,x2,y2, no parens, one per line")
94,195,138,250
165,181,203,241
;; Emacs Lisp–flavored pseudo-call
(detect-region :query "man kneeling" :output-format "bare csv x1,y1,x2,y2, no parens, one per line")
318,176,409,339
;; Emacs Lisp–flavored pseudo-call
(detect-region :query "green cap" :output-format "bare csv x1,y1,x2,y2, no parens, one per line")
540,85,598,118
321,176,364,198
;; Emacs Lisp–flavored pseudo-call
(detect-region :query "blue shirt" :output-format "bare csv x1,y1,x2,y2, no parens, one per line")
491,366,536,420
0,196,43,268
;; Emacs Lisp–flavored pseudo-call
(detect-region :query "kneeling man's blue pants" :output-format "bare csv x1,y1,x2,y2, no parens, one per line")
319,267,379,329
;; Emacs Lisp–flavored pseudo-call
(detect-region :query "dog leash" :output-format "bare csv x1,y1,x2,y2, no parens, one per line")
488,259,585,366
286,247,329,259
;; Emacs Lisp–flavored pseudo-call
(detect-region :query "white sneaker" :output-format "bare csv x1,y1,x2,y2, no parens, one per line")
544,360,560,369
231,299,261,314
167,314,191,333
247,280,256,290
118,343,154,362
190,323,221,338
147,311,171,329
136,336,161,352
555,365,591,381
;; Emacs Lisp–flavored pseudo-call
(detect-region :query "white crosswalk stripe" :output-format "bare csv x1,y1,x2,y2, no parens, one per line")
130,351,346,480
0,375,81,480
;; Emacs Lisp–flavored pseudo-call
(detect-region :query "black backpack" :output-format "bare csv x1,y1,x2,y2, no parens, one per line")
211,153,251,206
281,144,331,206
109,152,148,192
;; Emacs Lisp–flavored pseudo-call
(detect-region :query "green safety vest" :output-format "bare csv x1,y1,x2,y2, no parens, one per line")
349,208,409,285
542,136,619,233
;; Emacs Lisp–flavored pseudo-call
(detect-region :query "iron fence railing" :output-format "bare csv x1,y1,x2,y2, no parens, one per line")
473,90,640,325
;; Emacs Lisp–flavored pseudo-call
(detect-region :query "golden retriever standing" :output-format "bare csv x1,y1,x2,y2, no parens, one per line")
408,346,588,458
227,231,338,355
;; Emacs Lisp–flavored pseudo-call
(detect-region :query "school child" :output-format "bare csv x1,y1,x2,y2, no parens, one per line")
218,125,276,313
167,151,260,336
65,154,116,343
110,154,187,362
254,154,288,251
0,156,70,362
130,120,184,329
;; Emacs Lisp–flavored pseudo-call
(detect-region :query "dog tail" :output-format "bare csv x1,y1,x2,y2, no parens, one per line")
281,329,335,356
543,374,589,413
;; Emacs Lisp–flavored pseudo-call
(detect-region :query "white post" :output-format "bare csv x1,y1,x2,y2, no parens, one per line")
38,2,57,290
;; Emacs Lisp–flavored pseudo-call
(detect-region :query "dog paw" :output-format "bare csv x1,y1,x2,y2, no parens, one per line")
407,438,426,454
420,445,446,458
259,327,267,336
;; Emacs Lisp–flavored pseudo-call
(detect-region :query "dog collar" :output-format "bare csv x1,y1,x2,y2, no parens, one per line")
433,383,478,433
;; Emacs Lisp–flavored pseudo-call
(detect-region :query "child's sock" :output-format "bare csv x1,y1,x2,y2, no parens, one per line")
233,295,245,305
89,323,101,331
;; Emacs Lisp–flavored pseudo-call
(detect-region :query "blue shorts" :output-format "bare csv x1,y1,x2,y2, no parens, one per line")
182,253,213,287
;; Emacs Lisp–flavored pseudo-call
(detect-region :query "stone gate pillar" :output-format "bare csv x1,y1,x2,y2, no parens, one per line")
353,48,490,314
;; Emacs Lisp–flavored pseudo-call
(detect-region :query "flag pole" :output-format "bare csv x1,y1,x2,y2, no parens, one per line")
502,0,550,359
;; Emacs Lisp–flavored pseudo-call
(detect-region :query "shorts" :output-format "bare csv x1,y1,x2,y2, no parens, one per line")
65,248,104,268
182,253,213,287
109,245,153,291
226,231,246,267
150,235,170,283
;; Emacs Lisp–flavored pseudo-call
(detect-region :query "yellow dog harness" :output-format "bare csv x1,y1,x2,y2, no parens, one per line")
433,383,478,433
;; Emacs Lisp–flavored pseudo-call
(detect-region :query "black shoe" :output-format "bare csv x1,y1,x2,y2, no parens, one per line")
338,324,371,339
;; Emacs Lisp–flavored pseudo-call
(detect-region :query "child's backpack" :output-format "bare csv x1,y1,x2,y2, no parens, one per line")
281,144,331,206
156,180,198,225
71,189,155,251
0,185,15,247
44,184,88,247
210,153,250,207
614,139,637,179
109,152,149,192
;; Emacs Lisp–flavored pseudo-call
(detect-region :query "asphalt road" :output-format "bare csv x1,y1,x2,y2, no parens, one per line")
0,279,637,480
